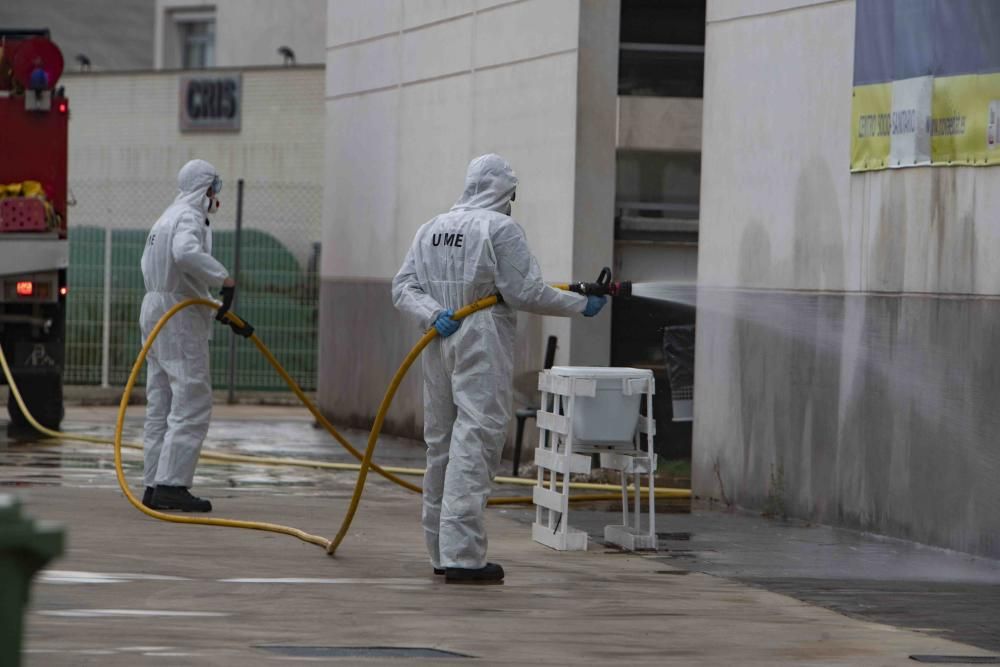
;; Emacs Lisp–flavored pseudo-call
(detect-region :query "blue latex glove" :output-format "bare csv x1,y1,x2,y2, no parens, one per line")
434,309,461,337
582,295,607,317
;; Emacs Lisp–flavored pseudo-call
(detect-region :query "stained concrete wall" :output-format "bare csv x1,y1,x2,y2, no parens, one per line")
320,0,619,438
695,0,1000,556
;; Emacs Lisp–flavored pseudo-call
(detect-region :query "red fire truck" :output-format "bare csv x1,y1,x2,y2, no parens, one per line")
0,30,70,430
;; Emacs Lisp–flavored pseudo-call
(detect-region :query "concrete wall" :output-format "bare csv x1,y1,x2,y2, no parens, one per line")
695,0,1000,557
63,66,324,263
320,0,619,438
155,0,325,69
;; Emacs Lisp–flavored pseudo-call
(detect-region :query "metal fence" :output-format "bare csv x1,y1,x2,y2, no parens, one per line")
64,179,321,392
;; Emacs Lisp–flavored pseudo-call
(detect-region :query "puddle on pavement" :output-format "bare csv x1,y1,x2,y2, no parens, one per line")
0,417,423,493
0,483,60,489
225,476,318,488
0,449,122,472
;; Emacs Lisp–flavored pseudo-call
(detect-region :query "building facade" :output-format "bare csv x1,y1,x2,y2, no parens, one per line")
0,0,155,72
155,0,325,70
319,0,705,443
63,65,324,264
694,0,1000,557
4,1,330,391
2,0,329,256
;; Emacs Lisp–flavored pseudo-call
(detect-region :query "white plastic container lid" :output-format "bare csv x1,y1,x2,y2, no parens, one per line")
549,366,651,379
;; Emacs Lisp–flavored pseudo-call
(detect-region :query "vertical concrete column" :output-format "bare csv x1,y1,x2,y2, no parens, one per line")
569,0,619,366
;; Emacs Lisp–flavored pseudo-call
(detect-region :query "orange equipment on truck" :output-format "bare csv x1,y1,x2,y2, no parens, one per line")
0,29,70,430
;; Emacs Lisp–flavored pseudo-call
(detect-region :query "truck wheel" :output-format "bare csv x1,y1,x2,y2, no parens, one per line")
7,372,63,431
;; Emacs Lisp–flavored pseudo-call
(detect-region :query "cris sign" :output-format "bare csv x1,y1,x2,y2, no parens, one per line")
179,73,241,132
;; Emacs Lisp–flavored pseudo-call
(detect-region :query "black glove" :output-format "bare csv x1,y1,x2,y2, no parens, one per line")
217,284,235,321
227,318,255,339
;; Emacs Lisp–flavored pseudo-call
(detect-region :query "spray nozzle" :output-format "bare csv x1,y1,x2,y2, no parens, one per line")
568,267,631,299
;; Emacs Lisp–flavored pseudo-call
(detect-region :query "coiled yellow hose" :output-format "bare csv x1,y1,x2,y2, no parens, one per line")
0,295,689,553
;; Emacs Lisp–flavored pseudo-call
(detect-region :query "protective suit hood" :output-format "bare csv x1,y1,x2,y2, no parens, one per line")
452,154,518,214
174,159,218,215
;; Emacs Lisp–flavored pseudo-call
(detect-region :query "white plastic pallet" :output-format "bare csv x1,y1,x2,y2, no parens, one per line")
532,523,589,551
604,524,657,551
531,368,657,553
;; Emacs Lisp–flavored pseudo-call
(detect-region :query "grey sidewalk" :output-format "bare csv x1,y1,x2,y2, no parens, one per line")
3,407,998,665
516,507,1000,653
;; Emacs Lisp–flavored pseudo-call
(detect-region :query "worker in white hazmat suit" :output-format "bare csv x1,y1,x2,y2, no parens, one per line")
139,159,238,512
392,154,607,584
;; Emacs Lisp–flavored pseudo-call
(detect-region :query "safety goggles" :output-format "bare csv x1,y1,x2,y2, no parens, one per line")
211,175,223,195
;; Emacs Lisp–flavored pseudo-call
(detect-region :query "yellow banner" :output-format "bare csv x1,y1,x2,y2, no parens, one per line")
851,83,892,171
851,73,1000,171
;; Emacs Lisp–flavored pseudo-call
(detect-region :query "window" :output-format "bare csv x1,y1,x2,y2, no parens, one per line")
181,19,215,69
619,0,705,97
164,9,216,70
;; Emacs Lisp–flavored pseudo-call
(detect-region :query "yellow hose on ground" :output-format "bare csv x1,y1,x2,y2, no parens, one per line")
0,338,689,495
0,296,690,552
0,326,421,492
0,321,333,548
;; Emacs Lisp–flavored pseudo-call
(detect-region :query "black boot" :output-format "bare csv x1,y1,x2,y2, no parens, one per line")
445,562,504,585
433,568,446,576
141,486,155,507
150,486,212,512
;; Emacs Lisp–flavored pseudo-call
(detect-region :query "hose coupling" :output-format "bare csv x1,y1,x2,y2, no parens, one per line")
567,267,631,299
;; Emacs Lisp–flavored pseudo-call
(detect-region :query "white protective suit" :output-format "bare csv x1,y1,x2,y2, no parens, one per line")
139,159,229,488
392,154,588,569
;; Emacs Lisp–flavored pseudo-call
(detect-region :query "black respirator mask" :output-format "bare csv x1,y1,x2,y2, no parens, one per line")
504,189,515,216
207,175,223,215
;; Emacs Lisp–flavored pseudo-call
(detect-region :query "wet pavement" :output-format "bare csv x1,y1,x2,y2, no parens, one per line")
1,404,429,495
3,406,999,665
509,508,1000,652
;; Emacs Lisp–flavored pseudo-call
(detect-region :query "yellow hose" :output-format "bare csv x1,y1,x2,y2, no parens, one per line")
0,338,687,494
1,315,332,548
325,295,499,554
0,295,690,553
